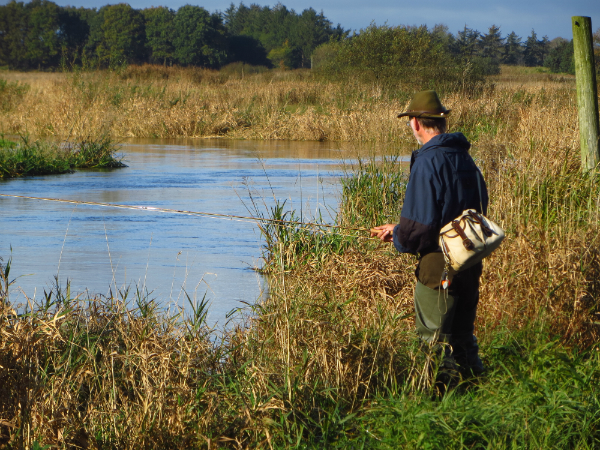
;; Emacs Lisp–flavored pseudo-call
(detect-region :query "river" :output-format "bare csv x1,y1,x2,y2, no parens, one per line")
0,138,360,326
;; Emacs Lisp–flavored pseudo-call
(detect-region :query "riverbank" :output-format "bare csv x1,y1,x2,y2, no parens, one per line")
1,66,599,448
0,136,125,178
0,290,597,449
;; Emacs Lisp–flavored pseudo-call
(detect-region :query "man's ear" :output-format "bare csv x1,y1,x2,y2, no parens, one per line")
412,117,420,132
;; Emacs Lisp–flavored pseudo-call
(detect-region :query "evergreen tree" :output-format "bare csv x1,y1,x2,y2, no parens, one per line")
479,25,504,60
544,38,574,74
523,29,549,66
224,3,270,66
472,24,503,75
454,26,480,58
263,3,294,52
503,31,523,65
289,8,333,68
227,35,270,66
223,2,345,69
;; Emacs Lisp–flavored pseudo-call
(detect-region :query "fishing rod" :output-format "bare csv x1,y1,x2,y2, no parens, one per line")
0,193,380,236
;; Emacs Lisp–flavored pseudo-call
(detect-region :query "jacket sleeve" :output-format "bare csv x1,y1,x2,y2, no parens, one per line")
392,158,443,255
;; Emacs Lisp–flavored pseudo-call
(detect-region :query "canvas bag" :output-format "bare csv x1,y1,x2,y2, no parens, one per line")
438,171,504,272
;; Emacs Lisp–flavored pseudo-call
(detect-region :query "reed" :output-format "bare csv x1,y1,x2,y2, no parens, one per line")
0,136,126,178
1,66,599,448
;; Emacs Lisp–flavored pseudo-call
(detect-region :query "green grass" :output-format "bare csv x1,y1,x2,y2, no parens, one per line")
0,136,126,178
265,331,600,449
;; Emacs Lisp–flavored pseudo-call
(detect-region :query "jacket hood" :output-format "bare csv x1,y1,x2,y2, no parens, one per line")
421,132,471,153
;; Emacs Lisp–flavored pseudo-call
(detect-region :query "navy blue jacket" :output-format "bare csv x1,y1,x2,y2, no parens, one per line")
392,132,488,256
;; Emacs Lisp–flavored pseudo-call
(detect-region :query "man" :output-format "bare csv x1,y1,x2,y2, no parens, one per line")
371,90,488,377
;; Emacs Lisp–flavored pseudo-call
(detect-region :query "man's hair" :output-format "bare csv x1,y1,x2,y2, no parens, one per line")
416,117,447,134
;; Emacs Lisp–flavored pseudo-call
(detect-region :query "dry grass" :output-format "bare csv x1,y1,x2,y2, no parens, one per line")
0,66,412,143
0,65,581,148
489,64,576,89
1,66,599,448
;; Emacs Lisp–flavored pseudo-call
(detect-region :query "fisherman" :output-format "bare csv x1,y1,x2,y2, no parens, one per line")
371,90,488,382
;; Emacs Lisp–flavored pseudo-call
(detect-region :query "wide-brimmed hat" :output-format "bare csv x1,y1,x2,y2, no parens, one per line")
397,90,451,118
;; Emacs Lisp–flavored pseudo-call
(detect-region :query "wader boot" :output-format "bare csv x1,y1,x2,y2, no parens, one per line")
451,335,484,376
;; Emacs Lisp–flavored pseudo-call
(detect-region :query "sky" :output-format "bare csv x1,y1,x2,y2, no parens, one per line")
4,0,600,41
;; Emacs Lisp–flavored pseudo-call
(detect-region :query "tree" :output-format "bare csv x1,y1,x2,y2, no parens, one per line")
473,24,503,75
431,24,455,52
523,29,549,66
58,6,91,65
173,5,228,68
224,3,270,66
227,35,270,66
222,2,345,69
503,31,523,65
317,24,479,92
96,3,146,66
544,38,574,74
479,25,504,60
267,39,293,69
454,25,480,58
24,0,62,68
289,8,336,68
0,0,63,69
0,1,28,68
81,7,104,64
143,6,175,66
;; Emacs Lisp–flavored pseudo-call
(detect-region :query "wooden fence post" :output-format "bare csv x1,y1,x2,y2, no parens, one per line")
572,16,600,171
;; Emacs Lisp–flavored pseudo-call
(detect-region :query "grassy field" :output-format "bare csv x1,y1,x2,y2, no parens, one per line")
1,64,599,448
0,64,577,143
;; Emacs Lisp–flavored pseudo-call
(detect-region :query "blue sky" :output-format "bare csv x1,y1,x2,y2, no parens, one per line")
6,0,600,41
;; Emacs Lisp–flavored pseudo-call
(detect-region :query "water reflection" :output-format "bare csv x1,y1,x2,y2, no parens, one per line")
0,139,360,325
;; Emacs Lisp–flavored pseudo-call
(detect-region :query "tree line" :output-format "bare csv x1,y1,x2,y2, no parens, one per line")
0,0,345,70
0,0,597,73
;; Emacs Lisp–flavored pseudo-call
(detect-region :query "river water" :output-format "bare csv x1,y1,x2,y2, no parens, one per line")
0,138,361,325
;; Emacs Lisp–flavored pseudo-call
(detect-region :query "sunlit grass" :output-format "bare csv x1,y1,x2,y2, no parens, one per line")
0,136,126,178
1,66,599,448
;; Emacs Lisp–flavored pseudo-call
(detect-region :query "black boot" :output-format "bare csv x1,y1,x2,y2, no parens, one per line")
451,335,485,377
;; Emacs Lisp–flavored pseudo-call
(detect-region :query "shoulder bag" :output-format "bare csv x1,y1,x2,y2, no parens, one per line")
438,171,504,272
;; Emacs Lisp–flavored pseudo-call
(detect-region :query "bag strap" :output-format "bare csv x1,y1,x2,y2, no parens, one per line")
476,169,484,215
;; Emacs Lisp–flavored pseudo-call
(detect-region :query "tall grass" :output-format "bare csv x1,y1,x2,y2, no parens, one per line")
1,68,600,448
0,65,583,145
0,136,125,178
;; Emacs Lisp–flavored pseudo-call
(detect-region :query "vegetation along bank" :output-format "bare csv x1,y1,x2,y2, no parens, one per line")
0,10,599,449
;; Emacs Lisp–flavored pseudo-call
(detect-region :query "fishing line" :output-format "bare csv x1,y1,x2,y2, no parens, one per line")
0,193,377,238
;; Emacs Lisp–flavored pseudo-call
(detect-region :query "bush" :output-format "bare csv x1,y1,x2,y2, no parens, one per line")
544,40,575,75
315,25,486,94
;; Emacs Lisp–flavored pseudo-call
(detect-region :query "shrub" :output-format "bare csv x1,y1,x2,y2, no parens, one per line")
315,25,486,94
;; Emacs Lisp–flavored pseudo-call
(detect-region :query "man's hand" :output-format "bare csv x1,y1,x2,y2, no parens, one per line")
370,224,396,242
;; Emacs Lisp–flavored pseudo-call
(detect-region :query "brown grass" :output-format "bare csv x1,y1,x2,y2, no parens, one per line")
1,65,599,448
0,66,412,143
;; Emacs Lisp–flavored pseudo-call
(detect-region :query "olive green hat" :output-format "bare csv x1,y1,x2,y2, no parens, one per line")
397,90,451,118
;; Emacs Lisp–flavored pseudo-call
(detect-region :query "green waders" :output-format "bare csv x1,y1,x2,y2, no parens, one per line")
414,253,484,375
